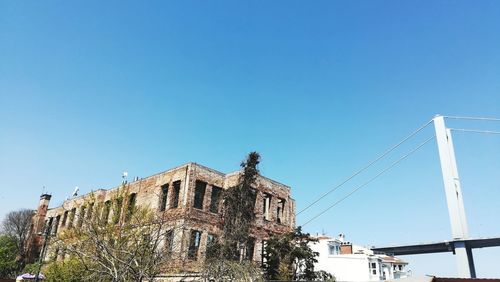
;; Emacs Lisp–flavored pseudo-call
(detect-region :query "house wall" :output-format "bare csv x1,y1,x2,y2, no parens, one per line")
311,238,386,282
311,237,410,281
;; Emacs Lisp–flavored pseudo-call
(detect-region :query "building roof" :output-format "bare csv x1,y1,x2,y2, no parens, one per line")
379,255,408,264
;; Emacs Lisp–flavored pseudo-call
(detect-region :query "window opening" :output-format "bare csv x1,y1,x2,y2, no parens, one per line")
261,240,268,266
52,215,60,235
126,193,136,222
188,230,201,260
277,198,285,223
61,210,68,227
263,193,272,221
209,186,222,213
67,208,76,228
102,200,111,224
171,181,181,208
113,197,123,224
246,238,255,260
77,206,86,227
193,181,206,209
165,229,174,257
159,184,169,211
87,203,94,221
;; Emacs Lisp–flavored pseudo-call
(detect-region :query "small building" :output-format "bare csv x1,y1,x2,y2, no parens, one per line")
310,234,409,282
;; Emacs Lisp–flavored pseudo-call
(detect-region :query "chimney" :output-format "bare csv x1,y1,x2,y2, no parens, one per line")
34,194,52,234
338,233,345,242
340,242,353,255
26,194,52,263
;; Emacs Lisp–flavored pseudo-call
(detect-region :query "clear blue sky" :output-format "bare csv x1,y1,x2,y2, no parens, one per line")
1,0,499,277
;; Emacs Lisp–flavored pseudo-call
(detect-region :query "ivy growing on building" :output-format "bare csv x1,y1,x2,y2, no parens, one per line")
203,152,263,281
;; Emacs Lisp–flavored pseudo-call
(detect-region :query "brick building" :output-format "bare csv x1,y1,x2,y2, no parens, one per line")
29,162,295,276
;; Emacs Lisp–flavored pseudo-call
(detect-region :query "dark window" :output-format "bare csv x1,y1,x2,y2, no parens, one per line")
171,181,181,208
102,201,111,224
67,208,76,228
77,206,86,227
277,198,285,224
165,229,174,257
193,181,206,209
210,186,222,213
61,210,68,227
52,215,60,235
159,184,169,211
113,197,123,224
206,234,218,259
87,203,94,221
125,193,136,222
246,238,255,261
60,248,66,261
188,230,201,260
45,218,53,234
207,234,217,245
251,188,257,209
53,248,59,261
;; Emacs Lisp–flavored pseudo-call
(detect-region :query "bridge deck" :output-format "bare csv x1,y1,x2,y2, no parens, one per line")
372,237,500,256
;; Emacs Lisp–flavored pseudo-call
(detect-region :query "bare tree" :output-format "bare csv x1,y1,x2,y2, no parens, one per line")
1,209,35,265
200,260,263,282
51,187,173,282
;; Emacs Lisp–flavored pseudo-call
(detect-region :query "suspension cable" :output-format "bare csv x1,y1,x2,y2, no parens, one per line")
449,128,500,135
301,135,435,227
444,116,500,122
297,119,433,215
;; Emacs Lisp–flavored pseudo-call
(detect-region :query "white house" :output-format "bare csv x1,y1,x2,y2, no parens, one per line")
310,234,409,282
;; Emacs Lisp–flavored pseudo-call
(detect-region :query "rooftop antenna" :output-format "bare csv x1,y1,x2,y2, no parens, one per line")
71,186,79,198
122,171,128,184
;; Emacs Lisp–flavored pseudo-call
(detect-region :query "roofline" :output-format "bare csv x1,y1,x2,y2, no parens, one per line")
190,162,226,176
226,171,291,190
47,162,292,209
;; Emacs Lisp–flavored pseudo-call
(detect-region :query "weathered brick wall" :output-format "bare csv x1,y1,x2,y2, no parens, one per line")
37,162,295,274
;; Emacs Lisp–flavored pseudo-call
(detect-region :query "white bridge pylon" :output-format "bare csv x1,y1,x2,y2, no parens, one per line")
433,115,476,278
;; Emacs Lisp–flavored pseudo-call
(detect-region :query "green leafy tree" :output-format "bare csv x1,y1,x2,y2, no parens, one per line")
0,235,17,278
43,258,87,282
263,227,335,281
1,209,34,269
207,152,260,261
22,262,41,274
220,151,260,259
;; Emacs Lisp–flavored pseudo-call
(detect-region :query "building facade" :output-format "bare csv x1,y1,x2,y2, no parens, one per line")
28,162,295,276
310,234,409,282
